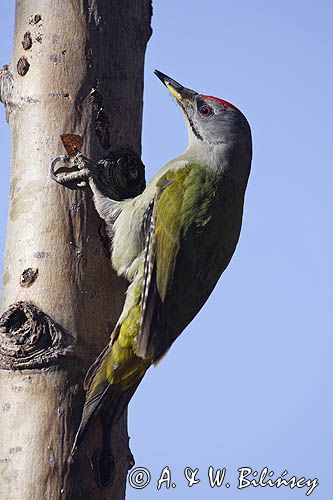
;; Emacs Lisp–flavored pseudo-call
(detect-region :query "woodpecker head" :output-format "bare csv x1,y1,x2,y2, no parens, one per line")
154,70,251,156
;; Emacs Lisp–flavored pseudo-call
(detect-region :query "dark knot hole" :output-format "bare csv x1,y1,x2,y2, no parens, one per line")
6,309,28,333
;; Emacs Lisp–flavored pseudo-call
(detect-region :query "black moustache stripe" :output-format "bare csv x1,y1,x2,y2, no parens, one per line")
187,114,203,141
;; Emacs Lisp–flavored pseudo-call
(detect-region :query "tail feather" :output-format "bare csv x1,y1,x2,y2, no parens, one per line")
73,381,143,453
84,343,111,391
84,323,121,391
72,381,111,453
72,338,146,454
72,345,113,452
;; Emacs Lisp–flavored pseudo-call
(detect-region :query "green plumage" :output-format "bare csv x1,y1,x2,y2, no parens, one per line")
75,163,246,449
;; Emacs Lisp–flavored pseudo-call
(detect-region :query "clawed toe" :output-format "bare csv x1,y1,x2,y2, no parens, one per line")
50,151,97,189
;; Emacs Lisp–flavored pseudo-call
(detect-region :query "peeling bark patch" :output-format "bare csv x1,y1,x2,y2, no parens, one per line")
0,302,73,370
22,32,33,50
20,267,38,288
17,57,30,76
33,251,51,259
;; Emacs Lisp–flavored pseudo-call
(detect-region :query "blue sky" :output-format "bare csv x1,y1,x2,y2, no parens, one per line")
1,1,332,498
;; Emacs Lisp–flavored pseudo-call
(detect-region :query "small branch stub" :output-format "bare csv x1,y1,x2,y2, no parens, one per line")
22,32,33,50
20,267,39,287
29,14,42,25
17,56,30,76
0,302,73,370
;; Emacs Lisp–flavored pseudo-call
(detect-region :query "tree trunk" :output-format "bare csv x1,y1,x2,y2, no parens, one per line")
0,1,152,499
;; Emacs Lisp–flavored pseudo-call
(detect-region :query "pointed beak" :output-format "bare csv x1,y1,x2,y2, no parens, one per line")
154,70,197,106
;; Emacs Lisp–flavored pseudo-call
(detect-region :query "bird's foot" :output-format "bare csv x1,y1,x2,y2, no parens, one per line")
51,143,146,200
50,150,98,190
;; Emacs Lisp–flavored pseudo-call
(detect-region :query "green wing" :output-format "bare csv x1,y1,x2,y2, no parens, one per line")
137,164,220,362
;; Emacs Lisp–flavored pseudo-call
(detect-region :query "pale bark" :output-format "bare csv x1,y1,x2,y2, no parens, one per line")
0,1,152,499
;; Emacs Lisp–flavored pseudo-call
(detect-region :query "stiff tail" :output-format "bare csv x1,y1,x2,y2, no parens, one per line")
71,344,114,452
71,339,145,455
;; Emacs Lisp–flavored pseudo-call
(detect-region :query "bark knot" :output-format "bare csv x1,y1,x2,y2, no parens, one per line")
0,302,73,370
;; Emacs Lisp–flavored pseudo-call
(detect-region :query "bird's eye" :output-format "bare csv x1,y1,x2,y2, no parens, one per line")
198,104,214,117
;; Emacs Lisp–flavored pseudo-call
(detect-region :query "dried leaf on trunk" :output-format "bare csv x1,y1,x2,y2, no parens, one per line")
61,133,84,157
